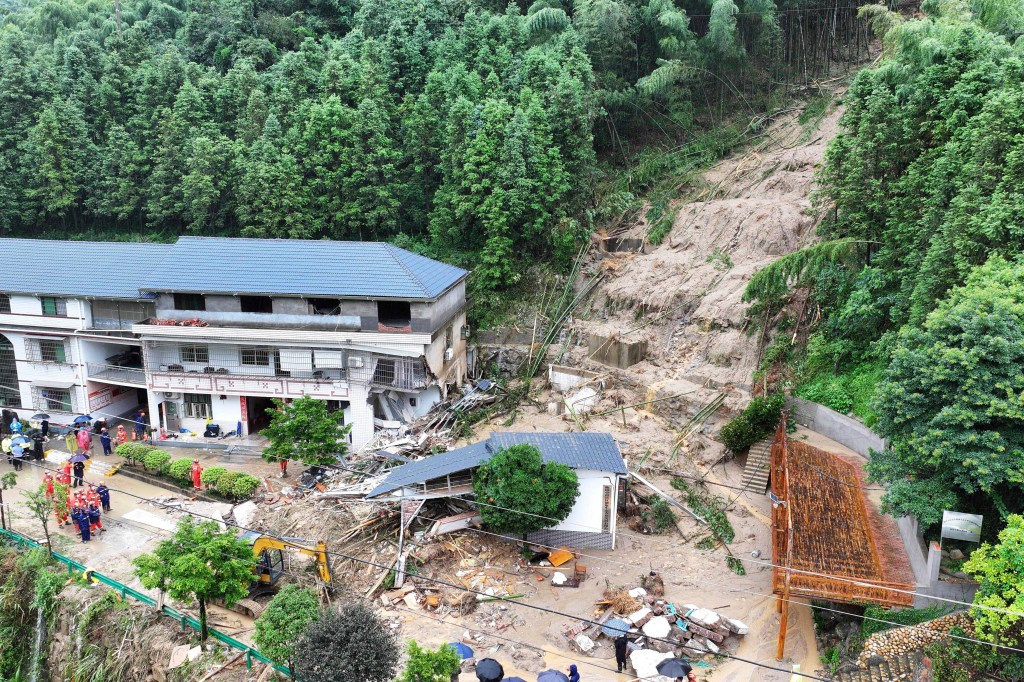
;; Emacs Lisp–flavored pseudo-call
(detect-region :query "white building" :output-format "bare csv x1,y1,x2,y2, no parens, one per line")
0,240,171,429
366,432,627,549
0,237,469,449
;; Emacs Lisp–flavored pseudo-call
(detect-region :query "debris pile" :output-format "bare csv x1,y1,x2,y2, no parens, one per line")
567,581,748,663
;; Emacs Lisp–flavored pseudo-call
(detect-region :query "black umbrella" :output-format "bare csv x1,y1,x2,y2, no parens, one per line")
656,658,693,678
31,413,51,420
69,453,90,463
476,658,504,682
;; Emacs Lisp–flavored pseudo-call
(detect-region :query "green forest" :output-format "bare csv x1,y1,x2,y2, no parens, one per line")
745,1,1024,536
0,0,861,302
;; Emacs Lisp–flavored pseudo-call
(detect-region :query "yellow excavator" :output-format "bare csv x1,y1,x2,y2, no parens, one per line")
232,531,332,618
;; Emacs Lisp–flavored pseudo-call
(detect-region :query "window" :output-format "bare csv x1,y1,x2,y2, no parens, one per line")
38,340,67,363
173,293,206,311
0,295,10,314
377,300,411,328
183,393,212,419
0,335,18,406
445,325,454,349
91,300,155,329
33,387,72,412
241,347,271,366
180,345,209,364
25,339,68,363
240,296,273,313
40,297,67,316
308,298,342,315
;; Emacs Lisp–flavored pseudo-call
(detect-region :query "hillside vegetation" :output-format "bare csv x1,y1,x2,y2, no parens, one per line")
0,0,858,304
744,0,1024,529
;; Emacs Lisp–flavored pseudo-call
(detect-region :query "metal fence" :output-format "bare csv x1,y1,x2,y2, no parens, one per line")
0,528,289,676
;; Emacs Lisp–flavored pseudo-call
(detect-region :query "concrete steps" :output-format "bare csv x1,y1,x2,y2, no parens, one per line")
740,437,773,494
834,651,922,682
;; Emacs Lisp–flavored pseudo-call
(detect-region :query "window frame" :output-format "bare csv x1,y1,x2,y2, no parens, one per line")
183,393,213,419
173,293,206,312
38,339,67,363
180,345,210,364
34,387,72,412
241,347,271,366
40,297,67,316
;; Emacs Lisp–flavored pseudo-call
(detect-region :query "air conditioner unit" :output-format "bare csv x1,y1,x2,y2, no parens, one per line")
163,392,181,400
444,348,454,362
348,356,364,369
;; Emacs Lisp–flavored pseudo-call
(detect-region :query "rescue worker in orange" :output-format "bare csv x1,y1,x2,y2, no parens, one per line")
191,459,203,491
43,473,55,500
115,424,128,446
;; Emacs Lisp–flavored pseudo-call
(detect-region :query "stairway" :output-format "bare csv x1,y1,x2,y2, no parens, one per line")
833,651,923,682
44,449,116,477
740,437,773,494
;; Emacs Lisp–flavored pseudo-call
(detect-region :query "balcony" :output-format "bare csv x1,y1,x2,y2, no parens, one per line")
87,363,147,387
147,366,352,401
369,357,428,391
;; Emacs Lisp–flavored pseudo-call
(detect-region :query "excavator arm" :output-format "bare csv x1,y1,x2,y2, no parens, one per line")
250,535,332,585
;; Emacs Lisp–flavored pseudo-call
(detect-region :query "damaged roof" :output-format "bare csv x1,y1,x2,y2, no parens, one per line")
366,432,626,499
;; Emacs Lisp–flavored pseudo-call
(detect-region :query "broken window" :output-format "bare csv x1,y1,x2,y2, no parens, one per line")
377,300,410,328
173,293,206,311
308,298,342,315
240,295,273,313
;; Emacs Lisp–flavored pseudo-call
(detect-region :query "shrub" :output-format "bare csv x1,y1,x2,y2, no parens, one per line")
142,449,171,474
719,393,785,453
115,442,148,465
643,497,677,533
291,602,399,682
397,641,462,682
231,475,262,500
216,471,242,497
255,585,320,667
167,458,194,482
200,467,227,488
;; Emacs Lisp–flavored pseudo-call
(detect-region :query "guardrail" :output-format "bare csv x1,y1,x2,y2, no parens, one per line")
86,363,147,386
0,528,288,675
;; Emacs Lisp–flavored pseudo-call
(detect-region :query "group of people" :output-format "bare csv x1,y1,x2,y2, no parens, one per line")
43,471,111,543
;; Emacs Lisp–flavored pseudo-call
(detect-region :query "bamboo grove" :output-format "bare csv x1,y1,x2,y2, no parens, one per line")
0,0,866,296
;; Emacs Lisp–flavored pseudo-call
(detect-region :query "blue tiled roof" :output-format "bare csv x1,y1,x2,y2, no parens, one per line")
142,237,467,300
366,432,626,498
0,239,172,300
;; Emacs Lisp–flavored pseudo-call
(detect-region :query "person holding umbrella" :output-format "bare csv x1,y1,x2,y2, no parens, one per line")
475,658,503,682
71,453,87,487
77,425,92,455
655,658,696,682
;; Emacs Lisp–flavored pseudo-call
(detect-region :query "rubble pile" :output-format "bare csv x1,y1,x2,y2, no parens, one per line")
568,583,748,665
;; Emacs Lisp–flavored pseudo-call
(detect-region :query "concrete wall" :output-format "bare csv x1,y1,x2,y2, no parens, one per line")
786,396,887,457
587,334,648,369
205,295,240,313
272,298,307,315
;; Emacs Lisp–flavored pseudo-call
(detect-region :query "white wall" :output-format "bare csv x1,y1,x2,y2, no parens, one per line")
1,330,82,413
552,469,615,535
175,394,244,435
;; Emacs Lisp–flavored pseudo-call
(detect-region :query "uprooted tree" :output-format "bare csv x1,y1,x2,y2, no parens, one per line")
472,444,579,538
290,602,399,682
133,517,255,641
262,396,352,468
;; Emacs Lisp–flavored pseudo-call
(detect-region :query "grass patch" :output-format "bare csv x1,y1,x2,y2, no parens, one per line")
796,360,885,425
860,604,952,641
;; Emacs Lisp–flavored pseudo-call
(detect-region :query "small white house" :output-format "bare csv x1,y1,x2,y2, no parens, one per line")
366,432,627,549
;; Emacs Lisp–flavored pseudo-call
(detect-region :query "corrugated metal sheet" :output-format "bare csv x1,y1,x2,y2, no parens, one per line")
366,432,626,498
0,239,172,299
142,237,467,299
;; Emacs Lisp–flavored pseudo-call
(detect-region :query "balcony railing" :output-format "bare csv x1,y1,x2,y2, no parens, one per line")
369,357,428,391
87,363,147,386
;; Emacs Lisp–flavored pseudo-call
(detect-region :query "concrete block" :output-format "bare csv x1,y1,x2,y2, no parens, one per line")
587,334,648,369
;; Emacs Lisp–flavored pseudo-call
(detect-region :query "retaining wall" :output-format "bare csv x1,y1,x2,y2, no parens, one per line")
786,396,886,457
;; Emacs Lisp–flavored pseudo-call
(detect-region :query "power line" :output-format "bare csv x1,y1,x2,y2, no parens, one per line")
8,453,1022,624
0,457,827,681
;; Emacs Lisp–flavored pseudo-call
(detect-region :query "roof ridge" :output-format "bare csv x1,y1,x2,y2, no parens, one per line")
382,244,431,297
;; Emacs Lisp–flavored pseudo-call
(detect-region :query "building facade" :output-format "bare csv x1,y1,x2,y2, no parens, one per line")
0,237,469,449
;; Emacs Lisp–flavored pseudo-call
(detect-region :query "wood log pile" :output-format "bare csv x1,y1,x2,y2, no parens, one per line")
857,612,972,666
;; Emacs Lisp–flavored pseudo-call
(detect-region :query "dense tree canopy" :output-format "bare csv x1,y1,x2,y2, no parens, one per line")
868,257,1024,523
472,443,579,537
0,0,859,294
